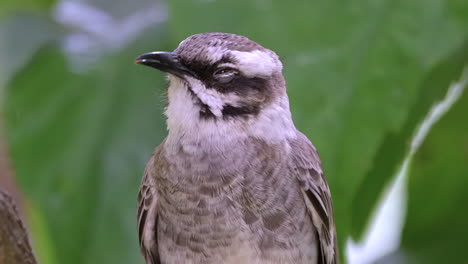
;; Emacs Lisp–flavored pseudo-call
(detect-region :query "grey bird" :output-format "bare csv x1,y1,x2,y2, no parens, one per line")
135,32,338,264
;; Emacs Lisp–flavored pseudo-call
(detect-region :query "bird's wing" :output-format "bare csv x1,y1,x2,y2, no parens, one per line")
137,144,165,264
289,132,339,264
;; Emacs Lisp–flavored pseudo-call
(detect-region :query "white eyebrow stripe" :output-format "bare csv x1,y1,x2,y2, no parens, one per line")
230,50,282,78
216,63,237,69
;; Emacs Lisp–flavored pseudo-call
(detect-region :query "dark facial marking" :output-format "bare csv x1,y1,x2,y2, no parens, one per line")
179,54,235,83
215,76,267,95
199,104,216,119
222,104,260,119
174,57,270,120
183,79,216,119
180,53,269,95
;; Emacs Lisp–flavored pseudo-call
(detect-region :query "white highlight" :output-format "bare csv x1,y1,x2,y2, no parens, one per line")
231,50,282,78
346,165,407,264
347,67,468,264
410,69,468,153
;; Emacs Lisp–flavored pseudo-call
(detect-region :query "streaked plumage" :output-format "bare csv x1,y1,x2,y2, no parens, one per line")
135,33,338,264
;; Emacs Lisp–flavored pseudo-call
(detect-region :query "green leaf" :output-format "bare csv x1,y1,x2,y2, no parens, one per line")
166,0,468,254
4,28,169,264
26,199,59,264
351,39,468,240
401,52,468,262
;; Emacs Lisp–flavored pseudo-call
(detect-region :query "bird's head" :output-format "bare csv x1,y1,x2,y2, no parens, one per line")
136,33,295,141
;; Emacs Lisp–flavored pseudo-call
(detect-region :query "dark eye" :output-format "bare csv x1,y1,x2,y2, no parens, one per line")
213,67,239,83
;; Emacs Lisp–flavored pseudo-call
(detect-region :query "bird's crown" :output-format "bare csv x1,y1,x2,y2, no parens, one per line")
174,32,283,79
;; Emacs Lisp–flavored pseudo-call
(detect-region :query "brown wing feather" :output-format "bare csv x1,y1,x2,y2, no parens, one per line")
138,143,165,264
289,132,339,264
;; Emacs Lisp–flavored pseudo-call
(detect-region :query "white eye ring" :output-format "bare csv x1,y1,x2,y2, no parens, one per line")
213,67,239,82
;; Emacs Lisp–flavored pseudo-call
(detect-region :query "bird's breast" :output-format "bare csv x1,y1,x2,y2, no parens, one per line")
155,137,318,263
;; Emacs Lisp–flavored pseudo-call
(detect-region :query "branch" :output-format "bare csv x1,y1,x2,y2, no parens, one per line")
0,190,37,264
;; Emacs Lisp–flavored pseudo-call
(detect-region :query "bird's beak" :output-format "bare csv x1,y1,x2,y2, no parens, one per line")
134,51,195,78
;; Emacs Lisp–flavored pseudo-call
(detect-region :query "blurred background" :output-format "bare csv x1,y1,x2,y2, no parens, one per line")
0,0,467,263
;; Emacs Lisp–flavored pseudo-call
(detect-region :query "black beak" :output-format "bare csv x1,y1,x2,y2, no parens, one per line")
134,51,195,78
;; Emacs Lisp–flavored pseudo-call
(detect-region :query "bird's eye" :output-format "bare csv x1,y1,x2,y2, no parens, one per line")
213,67,239,83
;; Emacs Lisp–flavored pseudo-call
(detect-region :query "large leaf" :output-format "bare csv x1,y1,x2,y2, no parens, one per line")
363,40,468,264
166,0,468,253
352,39,468,239
401,52,468,262
350,1,468,241
4,28,169,264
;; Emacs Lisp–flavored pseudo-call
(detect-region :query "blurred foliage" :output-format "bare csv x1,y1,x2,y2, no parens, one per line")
0,13,58,86
1,0,468,264
0,0,55,18
5,35,169,263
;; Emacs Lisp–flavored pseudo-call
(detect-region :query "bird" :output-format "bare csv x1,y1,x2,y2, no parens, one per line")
135,32,338,264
